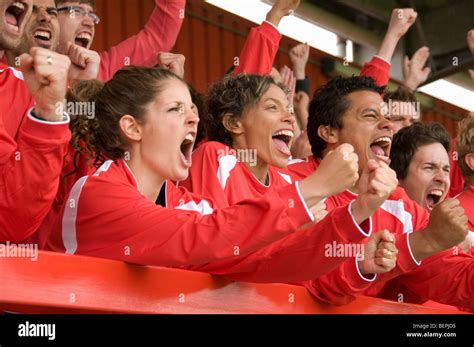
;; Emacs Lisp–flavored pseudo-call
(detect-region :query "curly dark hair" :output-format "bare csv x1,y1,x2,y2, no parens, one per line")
390,122,451,180
205,74,286,147
67,66,186,169
307,76,385,158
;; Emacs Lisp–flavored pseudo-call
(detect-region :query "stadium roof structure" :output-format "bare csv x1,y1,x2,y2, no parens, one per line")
307,0,474,91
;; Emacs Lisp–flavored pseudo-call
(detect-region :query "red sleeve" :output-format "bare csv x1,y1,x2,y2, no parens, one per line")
287,157,317,180
97,0,185,81
378,249,474,310
189,200,373,282
302,258,375,305
232,21,281,75
449,138,465,197
301,189,429,304
52,172,315,268
0,110,71,242
360,56,391,87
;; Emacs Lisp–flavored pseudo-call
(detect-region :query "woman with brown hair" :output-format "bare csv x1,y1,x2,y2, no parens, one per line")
45,66,375,281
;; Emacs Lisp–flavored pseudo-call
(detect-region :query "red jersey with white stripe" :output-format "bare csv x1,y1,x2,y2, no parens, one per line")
179,141,295,208
176,141,374,282
29,144,95,249
46,158,319,269
0,63,71,242
288,157,474,309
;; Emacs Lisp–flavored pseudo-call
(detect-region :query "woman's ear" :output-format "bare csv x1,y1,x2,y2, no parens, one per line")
317,125,339,145
222,113,244,135
119,115,142,142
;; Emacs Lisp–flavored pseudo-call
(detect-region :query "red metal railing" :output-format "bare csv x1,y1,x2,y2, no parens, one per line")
0,246,465,314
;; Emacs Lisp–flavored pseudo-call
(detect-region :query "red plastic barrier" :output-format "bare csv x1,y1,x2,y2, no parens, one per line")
0,246,466,314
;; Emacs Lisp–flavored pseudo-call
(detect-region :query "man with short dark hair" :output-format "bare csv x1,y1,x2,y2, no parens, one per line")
288,75,473,309
390,122,451,211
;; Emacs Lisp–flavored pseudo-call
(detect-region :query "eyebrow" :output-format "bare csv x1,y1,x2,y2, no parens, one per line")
360,108,379,114
424,161,451,169
33,5,58,10
263,97,288,107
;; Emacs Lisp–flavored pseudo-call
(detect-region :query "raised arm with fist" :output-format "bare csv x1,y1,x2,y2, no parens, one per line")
19,47,71,121
377,8,418,63
265,0,300,27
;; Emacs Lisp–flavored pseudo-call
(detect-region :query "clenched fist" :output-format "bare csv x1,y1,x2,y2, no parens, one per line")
65,42,100,81
352,159,398,223
157,52,185,78
426,199,469,251
387,8,417,39
299,143,358,208
19,47,71,121
358,229,398,276
266,0,300,27
410,199,469,262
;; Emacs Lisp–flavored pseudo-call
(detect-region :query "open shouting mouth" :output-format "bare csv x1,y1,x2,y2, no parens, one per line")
272,129,294,156
4,1,28,36
369,136,392,163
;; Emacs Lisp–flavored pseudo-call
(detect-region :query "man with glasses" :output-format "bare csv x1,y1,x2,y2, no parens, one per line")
54,0,185,81
3,0,185,81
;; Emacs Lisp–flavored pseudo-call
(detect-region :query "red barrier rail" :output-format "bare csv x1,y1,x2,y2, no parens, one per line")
0,247,465,314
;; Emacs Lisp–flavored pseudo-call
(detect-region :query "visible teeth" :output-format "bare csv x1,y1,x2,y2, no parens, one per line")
77,33,91,40
12,1,25,10
273,130,294,138
185,134,194,142
34,30,51,39
6,23,18,31
373,136,392,144
429,189,443,196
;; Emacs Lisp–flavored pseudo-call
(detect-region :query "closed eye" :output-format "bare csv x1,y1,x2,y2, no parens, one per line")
364,114,378,119
266,105,278,111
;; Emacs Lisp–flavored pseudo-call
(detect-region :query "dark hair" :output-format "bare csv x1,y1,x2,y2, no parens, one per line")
205,73,286,147
188,83,205,148
384,86,417,103
67,66,186,166
307,76,385,158
55,0,96,8
456,116,474,181
390,122,451,180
